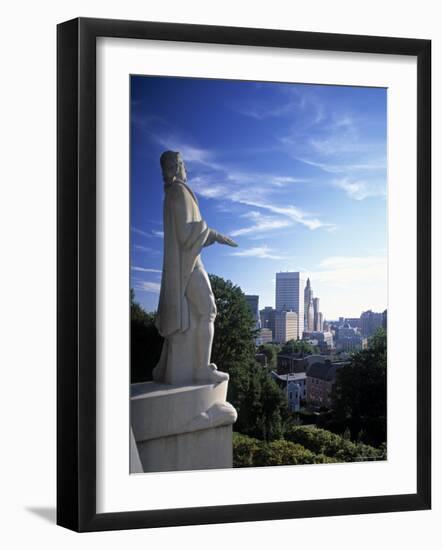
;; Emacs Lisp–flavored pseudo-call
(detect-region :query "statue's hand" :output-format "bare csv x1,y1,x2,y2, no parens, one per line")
216,233,238,247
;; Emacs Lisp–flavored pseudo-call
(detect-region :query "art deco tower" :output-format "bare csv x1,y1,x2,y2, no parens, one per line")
304,278,314,332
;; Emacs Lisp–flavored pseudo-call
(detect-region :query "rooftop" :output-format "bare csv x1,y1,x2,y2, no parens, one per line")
307,362,340,382
271,371,306,382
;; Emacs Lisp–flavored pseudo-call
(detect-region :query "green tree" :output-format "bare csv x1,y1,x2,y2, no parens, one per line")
233,432,338,467
130,289,164,383
237,363,288,441
285,425,383,462
280,339,319,355
330,327,387,446
210,274,257,369
232,432,261,467
258,343,281,369
209,274,289,441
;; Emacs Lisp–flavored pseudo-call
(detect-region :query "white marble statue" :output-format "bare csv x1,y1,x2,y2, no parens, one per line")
152,151,238,386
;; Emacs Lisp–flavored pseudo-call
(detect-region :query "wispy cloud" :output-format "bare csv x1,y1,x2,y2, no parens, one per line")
277,100,387,202
131,266,162,273
134,281,161,293
131,226,152,238
333,178,386,200
139,109,344,226
270,176,308,187
221,168,309,187
133,244,159,253
234,100,299,120
298,157,385,175
189,174,329,231
132,226,164,239
230,245,287,260
309,256,387,287
150,132,222,170
137,109,335,228
230,211,292,237
308,138,373,157
237,199,329,231
234,85,325,128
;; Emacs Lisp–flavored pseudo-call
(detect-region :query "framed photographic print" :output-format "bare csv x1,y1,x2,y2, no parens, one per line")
57,17,431,532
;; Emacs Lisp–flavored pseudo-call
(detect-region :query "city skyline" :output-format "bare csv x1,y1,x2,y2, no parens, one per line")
130,76,387,319
251,272,386,327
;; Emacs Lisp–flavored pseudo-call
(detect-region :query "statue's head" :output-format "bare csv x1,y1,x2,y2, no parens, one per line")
160,151,187,186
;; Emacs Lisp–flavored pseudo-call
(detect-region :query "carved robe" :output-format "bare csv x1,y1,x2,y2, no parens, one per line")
155,180,210,338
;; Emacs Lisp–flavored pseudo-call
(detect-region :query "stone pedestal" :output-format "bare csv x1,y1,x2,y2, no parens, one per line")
130,380,237,473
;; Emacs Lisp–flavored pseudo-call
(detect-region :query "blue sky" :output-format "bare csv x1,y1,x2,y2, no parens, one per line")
130,76,387,320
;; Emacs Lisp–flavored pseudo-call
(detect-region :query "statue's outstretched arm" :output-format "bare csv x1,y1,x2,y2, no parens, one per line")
204,228,238,248
169,184,238,249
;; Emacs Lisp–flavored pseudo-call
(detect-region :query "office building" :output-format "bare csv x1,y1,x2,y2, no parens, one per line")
274,310,298,343
275,272,305,338
245,294,261,330
360,310,384,337
260,306,276,336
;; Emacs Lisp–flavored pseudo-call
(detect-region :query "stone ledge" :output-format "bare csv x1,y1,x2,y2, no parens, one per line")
131,380,236,442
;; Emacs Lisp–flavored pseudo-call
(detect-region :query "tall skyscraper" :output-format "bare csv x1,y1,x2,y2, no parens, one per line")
318,312,324,332
304,278,314,332
313,297,320,331
275,272,305,339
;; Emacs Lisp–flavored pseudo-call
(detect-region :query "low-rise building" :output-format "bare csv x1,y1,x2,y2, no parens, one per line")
345,317,361,329
303,331,334,350
257,327,273,345
334,322,366,352
271,371,307,411
335,335,367,352
306,361,342,408
277,352,334,375
277,353,307,375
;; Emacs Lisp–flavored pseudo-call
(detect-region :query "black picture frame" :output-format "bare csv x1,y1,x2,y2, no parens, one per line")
57,17,431,532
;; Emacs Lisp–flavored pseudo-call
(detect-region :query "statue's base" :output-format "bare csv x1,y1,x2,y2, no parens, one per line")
137,424,233,472
130,380,237,473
